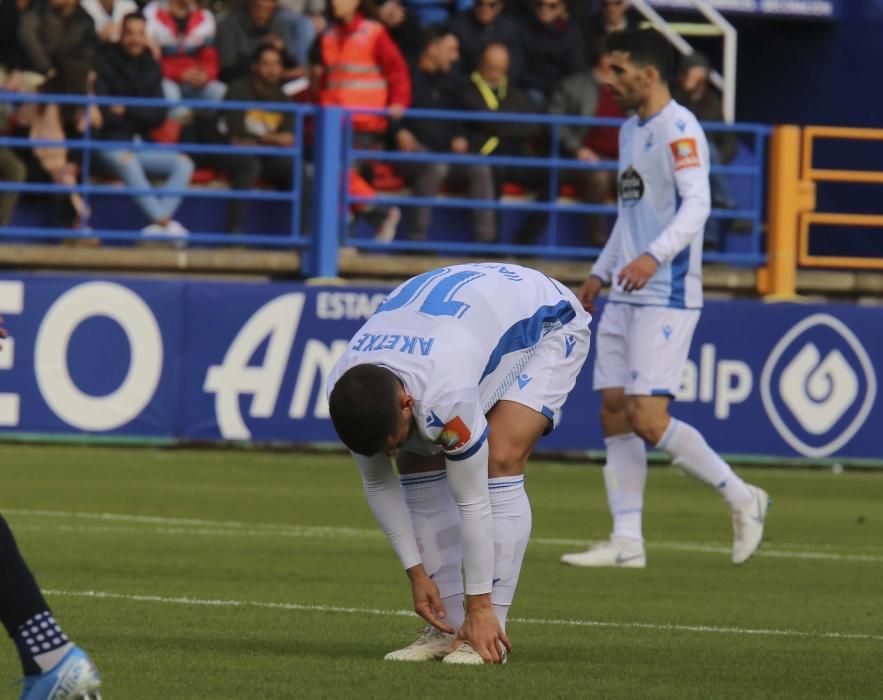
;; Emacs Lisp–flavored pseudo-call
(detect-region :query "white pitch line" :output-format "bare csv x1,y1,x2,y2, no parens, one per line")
43,589,883,643
6,507,883,563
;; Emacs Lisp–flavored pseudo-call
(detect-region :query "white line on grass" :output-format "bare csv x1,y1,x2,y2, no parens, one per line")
43,588,883,643
6,507,883,563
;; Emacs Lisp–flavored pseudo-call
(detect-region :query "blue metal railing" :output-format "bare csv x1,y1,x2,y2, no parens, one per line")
341,107,770,265
0,91,316,256
0,93,771,275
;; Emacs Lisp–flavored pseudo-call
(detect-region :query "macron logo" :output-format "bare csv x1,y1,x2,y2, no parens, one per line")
663,324,673,341
426,411,444,429
517,374,533,390
565,335,576,358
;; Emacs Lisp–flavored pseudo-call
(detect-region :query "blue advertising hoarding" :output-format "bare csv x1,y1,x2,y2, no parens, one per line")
648,0,841,19
0,273,879,461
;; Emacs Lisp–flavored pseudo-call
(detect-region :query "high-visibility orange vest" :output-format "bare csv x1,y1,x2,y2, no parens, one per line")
320,19,389,133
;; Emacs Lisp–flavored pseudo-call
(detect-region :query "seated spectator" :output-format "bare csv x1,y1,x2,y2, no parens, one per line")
582,0,640,62
17,0,98,79
548,43,624,245
218,44,296,233
143,0,225,122
14,59,100,229
217,0,299,85
94,11,194,236
81,0,139,43
313,0,411,241
455,42,546,244
393,26,494,242
673,51,736,207
0,85,26,228
450,0,521,78
516,0,585,107
277,0,326,67
374,0,422,60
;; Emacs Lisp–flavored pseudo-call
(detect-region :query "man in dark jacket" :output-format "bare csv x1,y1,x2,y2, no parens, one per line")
515,0,585,107
216,0,299,84
456,42,547,244
393,26,495,242
219,43,296,233
450,0,521,78
17,0,98,77
94,12,194,236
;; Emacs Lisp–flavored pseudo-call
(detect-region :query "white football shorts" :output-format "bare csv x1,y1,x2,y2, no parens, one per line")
495,307,592,431
592,301,699,397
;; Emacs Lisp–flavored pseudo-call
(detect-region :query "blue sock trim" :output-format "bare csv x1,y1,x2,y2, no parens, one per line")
488,477,525,490
400,471,447,486
656,419,680,451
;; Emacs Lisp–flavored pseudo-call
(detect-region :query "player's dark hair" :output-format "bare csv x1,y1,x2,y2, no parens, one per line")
607,29,676,83
329,364,402,456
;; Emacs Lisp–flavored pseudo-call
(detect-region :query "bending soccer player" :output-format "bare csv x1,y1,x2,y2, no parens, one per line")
560,30,769,569
327,264,590,664
0,321,101,700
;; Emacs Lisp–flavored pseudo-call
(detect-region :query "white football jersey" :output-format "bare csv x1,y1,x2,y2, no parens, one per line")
327,263,589,459
592,99,711,309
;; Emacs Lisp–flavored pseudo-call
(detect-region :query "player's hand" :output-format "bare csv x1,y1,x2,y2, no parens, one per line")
406,565,455,634
618,253,659,293
452,598,511,664
576,275,603,313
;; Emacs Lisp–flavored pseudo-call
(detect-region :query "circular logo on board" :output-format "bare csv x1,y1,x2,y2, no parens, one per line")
760,314,876,458
619,166,644,207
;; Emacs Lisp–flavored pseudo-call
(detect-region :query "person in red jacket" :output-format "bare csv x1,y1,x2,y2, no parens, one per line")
313,0,411,241
144,0,226,122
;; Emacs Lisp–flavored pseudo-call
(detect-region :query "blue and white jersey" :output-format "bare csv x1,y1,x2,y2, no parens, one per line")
591,100,710,309
327,263,588,460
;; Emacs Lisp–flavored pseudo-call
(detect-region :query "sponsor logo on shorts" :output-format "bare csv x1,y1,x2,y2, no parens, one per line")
517,373,533,390
565,335,576,357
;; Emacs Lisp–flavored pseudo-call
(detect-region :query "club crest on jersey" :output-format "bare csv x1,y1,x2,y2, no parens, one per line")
670,138,700,171
619,166,644,207
438,416,472,450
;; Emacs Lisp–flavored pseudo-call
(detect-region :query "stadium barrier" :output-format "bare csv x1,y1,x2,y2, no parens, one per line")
0,272,879,463
0,93,769,276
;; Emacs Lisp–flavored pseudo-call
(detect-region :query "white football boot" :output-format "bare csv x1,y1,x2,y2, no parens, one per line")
383,627,455,662
731,484,770,564
442,642,507,665
560,535,646,568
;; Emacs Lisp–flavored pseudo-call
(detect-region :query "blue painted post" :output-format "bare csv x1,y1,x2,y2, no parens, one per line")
307,106,342,278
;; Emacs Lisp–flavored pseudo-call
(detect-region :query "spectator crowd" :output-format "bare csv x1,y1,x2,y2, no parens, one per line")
0,0,733,245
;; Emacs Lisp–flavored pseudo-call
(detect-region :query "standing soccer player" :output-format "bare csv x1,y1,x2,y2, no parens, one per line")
0,320,102,700
560,30,769,569
327,263,590,664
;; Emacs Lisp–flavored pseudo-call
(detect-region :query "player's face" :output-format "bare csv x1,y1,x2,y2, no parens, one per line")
607,50,649,111
383,391,413,457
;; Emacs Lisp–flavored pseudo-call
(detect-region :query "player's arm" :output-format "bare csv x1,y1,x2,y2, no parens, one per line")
353,452,454,633
578,220,622,311
445,436,511,663
646,130,712,264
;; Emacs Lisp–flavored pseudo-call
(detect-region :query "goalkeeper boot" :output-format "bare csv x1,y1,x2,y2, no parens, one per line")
19,646,101,700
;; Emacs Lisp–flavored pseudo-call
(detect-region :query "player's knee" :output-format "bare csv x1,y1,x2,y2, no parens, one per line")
487,441,528,478
625,402,667,444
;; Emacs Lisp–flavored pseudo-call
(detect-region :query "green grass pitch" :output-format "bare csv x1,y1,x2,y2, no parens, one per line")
0,444,881,699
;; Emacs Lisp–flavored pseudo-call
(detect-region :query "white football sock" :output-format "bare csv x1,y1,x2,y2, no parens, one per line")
657,419,752,508
488,475,531,632
603,433,647,543
400,470,464,630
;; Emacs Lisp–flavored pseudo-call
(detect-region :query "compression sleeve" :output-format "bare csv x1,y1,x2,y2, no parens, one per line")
445,440,493,596
353,452,422,571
